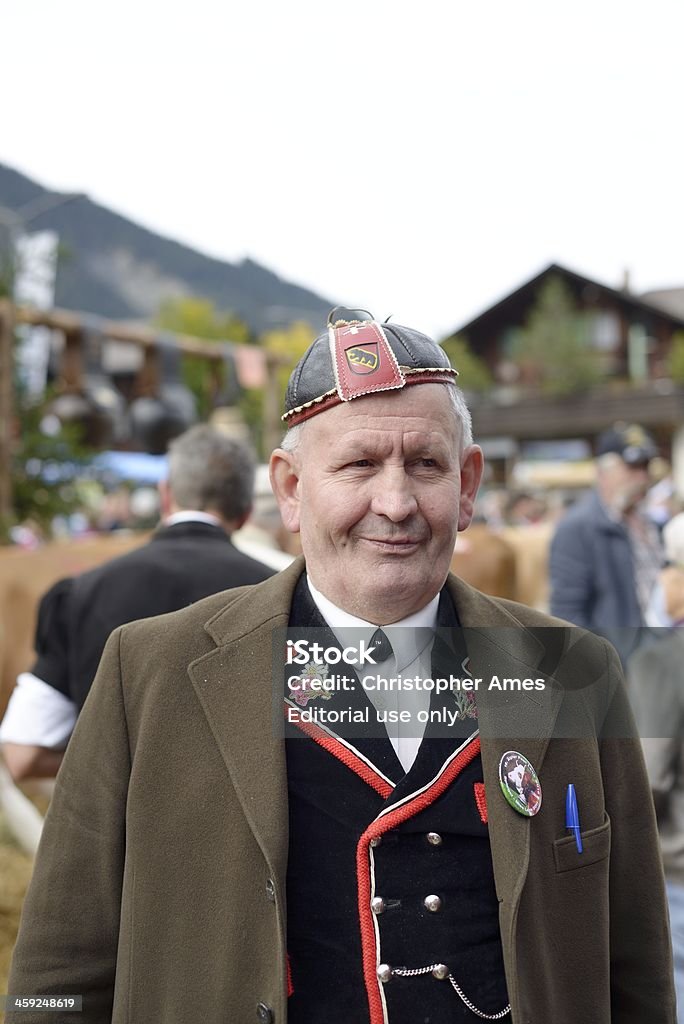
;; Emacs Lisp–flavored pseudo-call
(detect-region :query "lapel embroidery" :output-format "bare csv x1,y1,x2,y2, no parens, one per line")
287,662,334,707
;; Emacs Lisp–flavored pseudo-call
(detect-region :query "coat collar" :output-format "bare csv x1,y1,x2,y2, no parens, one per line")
187,559,304,880
151,519,231,543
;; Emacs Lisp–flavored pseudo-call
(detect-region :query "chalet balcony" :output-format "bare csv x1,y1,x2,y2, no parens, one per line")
467,379,684,442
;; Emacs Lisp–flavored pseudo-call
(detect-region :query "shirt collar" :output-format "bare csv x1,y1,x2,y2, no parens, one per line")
163,511,224,528
306,577,439,673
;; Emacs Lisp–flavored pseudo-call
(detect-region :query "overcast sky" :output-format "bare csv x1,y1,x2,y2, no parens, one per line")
2,0,683,337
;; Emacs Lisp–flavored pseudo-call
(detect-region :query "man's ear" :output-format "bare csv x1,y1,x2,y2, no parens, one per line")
457,445,484,532
269,449,302,534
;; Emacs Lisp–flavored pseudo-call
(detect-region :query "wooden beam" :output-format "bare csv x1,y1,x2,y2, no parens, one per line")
59,327,84,391
15,304,288,367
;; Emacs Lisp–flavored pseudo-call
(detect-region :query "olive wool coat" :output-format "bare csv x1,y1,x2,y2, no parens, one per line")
7,558,675,1023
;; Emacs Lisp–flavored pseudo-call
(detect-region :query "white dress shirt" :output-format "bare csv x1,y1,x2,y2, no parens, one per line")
0,672,77,747
1,513,224,748
306,578,439,772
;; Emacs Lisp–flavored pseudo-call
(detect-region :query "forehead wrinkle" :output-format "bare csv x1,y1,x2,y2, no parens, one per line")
301,391,462,461
329,424,454,460
319,409,457,442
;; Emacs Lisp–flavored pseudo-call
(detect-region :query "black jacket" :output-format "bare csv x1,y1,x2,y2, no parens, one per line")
32,520,274,709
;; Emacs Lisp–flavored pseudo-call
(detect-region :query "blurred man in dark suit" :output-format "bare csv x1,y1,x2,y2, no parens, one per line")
0,424,274,781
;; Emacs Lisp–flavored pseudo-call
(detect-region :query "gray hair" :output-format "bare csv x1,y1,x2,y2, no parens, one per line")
167,425,255,522
280,383,473,454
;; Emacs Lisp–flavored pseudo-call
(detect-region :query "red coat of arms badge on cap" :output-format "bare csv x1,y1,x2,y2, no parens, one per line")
329,321,405,401
345,343,379,375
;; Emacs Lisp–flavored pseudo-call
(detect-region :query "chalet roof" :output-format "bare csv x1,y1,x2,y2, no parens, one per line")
641,287,684,321
447,262,684,339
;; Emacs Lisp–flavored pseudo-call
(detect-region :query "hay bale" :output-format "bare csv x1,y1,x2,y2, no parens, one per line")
0,825,33,1003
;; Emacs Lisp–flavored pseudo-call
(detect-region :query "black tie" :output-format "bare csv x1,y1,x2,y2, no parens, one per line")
369,628,393,663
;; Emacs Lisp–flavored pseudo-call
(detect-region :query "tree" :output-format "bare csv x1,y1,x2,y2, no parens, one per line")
1,259,93,543
667,332,684,384
440,335,492,392
8,395,93,540
153,297,313,458
260,321,317,407
510,276,601,394
155,297,252,419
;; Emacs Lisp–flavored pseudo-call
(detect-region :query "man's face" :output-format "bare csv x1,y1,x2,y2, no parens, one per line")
270,385,483,622
599,456,651,513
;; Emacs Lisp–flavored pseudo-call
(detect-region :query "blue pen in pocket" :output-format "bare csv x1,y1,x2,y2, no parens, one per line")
565,784,583,853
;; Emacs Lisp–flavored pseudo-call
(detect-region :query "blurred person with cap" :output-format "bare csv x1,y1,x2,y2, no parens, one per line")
628,510,684,1021
549,423,663,636
6,313,673,1023
0,424,274,782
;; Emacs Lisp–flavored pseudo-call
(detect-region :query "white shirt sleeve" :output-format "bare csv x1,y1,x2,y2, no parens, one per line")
0,672,77,748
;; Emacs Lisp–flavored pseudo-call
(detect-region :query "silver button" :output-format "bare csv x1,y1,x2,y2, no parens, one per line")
370,836,382,848
377,963,393,983
371,897,385,914
265,878,276,903
424,894,442,912
432,963,449,980
426,832,443,846
256,1002,274,1023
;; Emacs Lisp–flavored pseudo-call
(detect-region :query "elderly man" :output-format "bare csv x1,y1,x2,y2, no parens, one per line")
7,315,674,1023
550,423,663,632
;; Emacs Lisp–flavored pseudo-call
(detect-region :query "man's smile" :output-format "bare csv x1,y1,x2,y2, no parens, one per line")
357,535,424,553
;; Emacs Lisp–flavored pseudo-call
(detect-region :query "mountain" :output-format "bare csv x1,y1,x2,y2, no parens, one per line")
0,162,333,334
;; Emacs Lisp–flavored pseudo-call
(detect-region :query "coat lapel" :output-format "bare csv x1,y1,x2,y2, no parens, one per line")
187,558,305,879
446,576,565,920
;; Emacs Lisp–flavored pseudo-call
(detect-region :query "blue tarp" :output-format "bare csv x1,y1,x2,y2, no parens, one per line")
93,451,168,484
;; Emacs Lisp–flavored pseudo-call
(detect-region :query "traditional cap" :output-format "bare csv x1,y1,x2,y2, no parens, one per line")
595,423,658,465
282,309,457,425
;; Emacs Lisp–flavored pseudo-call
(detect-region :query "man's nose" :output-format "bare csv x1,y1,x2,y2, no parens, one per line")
369,469,419,522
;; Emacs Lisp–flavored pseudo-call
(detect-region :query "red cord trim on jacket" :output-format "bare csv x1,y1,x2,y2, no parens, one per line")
356,736,482,1024
287,953,294,997
284,703,394,799
474,781,488,823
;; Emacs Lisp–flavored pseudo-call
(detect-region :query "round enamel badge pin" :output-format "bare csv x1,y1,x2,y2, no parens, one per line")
498,750,542,817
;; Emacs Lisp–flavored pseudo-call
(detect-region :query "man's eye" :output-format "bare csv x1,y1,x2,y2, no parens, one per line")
352,459,372,468
420,458,437,468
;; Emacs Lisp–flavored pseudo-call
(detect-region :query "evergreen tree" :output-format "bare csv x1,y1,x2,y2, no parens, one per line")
155,297,252,420
0,256,93,542
8,394,93,540
440,334,492,392
511,276,601,394
667,331,684,384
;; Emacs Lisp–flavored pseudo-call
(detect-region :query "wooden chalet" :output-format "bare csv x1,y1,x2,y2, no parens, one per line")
444,263,684,470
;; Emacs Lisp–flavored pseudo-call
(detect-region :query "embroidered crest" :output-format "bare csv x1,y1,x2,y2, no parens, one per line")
329,321,405,401
345,343,379,375
288,663,334,707
450,656,478,719
450,688,478,720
